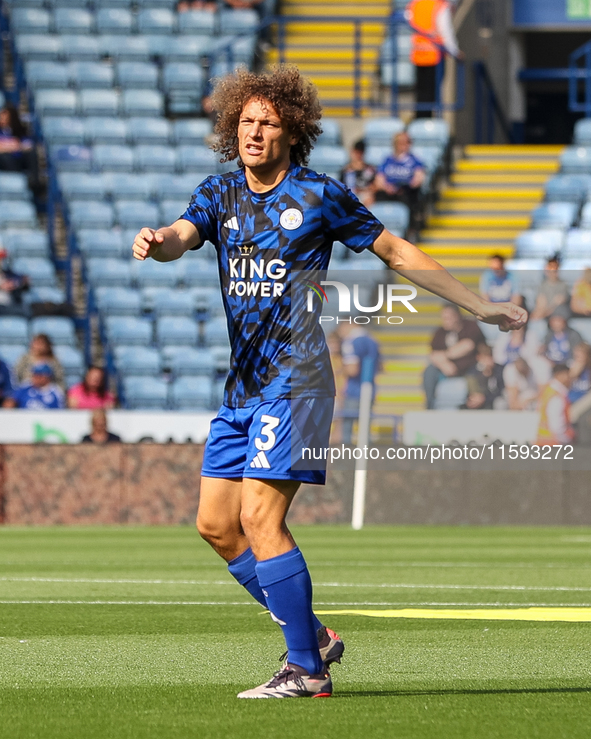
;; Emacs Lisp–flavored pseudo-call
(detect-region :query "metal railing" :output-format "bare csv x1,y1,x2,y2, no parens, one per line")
473,61,514,144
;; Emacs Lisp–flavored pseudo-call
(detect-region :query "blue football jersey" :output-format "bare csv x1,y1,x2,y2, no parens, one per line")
180,163,384,408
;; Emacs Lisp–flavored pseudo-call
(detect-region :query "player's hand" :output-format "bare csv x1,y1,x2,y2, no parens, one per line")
478,301,528,332
132,228,164,261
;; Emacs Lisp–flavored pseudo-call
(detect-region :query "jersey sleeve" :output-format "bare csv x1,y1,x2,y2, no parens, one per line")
179,176,219,248
322,176,384,253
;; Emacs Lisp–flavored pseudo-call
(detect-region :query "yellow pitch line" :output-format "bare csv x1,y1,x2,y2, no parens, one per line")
315,607,591,622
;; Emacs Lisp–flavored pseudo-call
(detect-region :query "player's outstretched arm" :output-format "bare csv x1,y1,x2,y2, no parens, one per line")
370,230,528,332
132,219,200,263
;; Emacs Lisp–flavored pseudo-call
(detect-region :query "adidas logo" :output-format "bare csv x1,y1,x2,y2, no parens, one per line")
223,215,239,230
250,451,270,469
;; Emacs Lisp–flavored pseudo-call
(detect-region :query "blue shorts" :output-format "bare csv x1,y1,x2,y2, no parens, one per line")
201,397,335,485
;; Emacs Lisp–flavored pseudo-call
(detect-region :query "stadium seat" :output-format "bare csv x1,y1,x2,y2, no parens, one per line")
51,144,92,172
176,145,218,174
162,62,204,114
308,146,348,177
544,174,591,204
101,35,151,62
93,144,135,172
0,173,30,200
151,289,194,317
136,0,177,7
96,0,134,8
116,61,159,90
23,286,67,306
30,316,77,347
219,9,259,34
365,145,391,168
177,260,219,288
60,34,102,62
211,345,231,373
154,173,198,201
370,201,410,234
434,377,468,409
134,144,177,173
84,116,128,145
77,229,126,259
87,257,132,288
160,200,188,226
514,229,564,258
169,347,214,377
0,343,27,368
13,257,57,287
189,286,217,312
59,172,108,201
114,345,160,376
42,116,85,146
68,201,115,230
155,316,198,346
407,118,450,147
185,241,216,262
105,315,152,345
204,317,230,347
137,8,176,34
412,145,443,173
25,61,70,90
169,376,213,410
53,8,94,34
364,117,405,146
95,286,141,316
133,256,178,288
177,10,216,35
105,172,154,200
79,89,120,117
570,317,591,344
331,241,349,261
114,200,160,230
580,202,591,229
172,119,212,146
121,89,164,117
0,317,29,345
34,89,78,118
3,230,50,259
0,201,37,229
10,8,51,34
531,202,578,230
70,61,115,90
574,119,591,146
206,290,225,318
563,229,591,258
123,375,168,409
316,118,342,147
160,36,214,62
560,147,591,174
96,8,135,35
381,59,416,88
14,35,62,63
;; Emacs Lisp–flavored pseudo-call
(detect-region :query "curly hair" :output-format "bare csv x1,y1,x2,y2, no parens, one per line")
210,66,323,167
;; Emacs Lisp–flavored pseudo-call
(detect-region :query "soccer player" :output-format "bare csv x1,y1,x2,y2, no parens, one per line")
132,67,527,699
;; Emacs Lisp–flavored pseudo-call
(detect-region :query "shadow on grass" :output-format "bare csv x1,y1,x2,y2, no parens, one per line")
335,686,591,698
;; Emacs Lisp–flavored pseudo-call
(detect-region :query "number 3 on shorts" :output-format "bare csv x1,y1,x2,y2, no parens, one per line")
255,415,280,451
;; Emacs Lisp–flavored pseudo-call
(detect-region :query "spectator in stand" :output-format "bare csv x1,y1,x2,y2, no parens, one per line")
68,366,116,410
464,343,505,409
340,140,376,207
536,363,575,445
570,267,591,317
177,0,218,11
81,409,121,444
531,256,570,320
0,104,37,182
0,356,13,405
4,362,65,409
0,248,29,316
423,303,485,409
221,0,264,13
479,254,520,304
542,305,583,366
568,343,591,404
503,357,540,411
15,334,65,390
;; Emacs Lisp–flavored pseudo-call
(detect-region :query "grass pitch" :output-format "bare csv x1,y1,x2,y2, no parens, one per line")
2,526,591,738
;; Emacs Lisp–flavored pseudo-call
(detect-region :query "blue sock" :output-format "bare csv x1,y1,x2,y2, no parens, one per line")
227,548,267,608
256,547,324,675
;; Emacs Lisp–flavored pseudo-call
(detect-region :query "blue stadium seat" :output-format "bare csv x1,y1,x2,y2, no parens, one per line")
407,118,450,147
172,119,212,146
531,202,578,230
53,8,94,34
162,62,204,114
365,144,391,168
136,0,176,7
106,315,152,346
114,346,161,376
133,256,178,288
121,89,164,117
161,36,213,62
185,242,216,262
331,242,349,261
87,258,132,288
364,117,405,146
560,147,591,174
139,285,169,312
35,89,78,118
204,317,230,348
54,346,85,380
59,172,108,201
116,61,159,90
177,10,216,35
0,343,27,368
570,317,591,344
316,118,342,147
13,257,57,287
51,144,92,172
211,345,231,374
10,8,51,34
574,119,591,146
70,61,115,90
105,172,154,200
123,375,168,409
381,59,416,87
23,286,66,305
152,289,194,317
69,201,114,230
96,8,134,35
93,144,135,172
95,286,141,316
14,35,62,63
545,174,591,204
42,116,85,146
115,200,160,230
206,290,225,318
77,228,126,259
96,0,134,8
370,202,410,234
412,145,443,173
0,173,31,200
25,61,70,90
84,116,128,145
0,317,29,345
434,377,468,409
60,34,101,61
3,229,50,259
0,201,37,229
101,35,151,62
580,202,591,229
219,9,259,34
308,146,348,177
177,260,219,288
79,89,120,117
127,117,171,146
214,33,256,62
169,348,215,377
137,8,176,34
563,229,591,258
176,145,218,174
30,316,77,347
155,316,198,346
169,376,213,410
515,229,564,258
154,173,197,201
160,200,189,226
134,144,177,173
212,376,226,406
